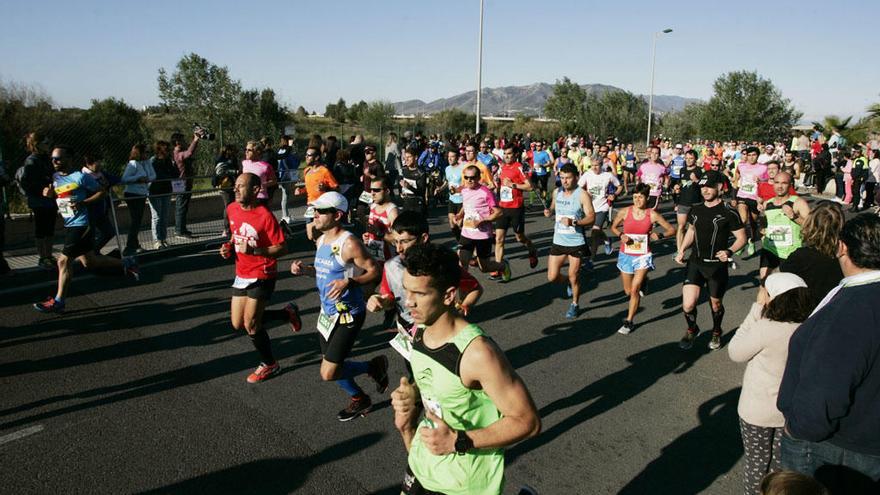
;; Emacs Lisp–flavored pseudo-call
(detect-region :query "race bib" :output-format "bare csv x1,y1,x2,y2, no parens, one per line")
740,180,756,194
499,186,514,202
316,309,340,341
390,322,414,361
462,210,482,232
422,397,443,424
589,185,604,198
56,198,75,219
626,234,649,255
232,276,258,289
171,179,186,194
365,239,386,262
358,191,373,204
767,225,793,247
556,215,576,234
303,206,315,219
402,178,417,196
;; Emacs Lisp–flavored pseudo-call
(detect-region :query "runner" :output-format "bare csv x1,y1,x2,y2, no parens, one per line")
531,141,553,203
390,242,540,495
759,172,810,280
674,150,704,251
610,183,675,334
495,145,539,274
302,145,338,241
544,163,596,319
400,147,428,216
622,143,638,195
455,165,511,281
289,191,387,420
33,147,138,313
367,212,482,366
578,157,622,259
636,146,667,210
362,176,399,264
219,173,290,383
666,144,686,204
675,171,748,351
464,142,496,190
445,148,465,247
733,146,768,256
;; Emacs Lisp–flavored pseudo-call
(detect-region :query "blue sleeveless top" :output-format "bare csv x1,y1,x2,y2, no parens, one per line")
553,187,586,247
314,232,365,315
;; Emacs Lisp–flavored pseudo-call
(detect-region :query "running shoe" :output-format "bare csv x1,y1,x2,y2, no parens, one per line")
617,320,634,335
501,260,512,282
708,331,723,350
488,271,502,281
368,355,390,393
246,362,280,383
745,241,756,257
528,250,539,269
565,303,578,319
37,257,56,271
123,257,140,282
565,284,573,298
34,297,64,313
679,327,699,350
603,240,612,255
284,302,302,332
337,394,372,422
582,258,594,271
469,258,478,268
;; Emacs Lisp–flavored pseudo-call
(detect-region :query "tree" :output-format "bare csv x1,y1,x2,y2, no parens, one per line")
658,103,705,143
359,101,396,135
432,108,474,135
544,77,586,133
581,90,648,143
325,98,347,122
81,98,150,172
295,106,308,118
347,100,368,123
698,71,801,142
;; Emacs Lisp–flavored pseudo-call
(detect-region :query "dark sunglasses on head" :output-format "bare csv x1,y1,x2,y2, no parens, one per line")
315,207,337,215
463,175,479,180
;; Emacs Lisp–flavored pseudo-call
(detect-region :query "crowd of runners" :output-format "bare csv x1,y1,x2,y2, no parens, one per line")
18,127,880,494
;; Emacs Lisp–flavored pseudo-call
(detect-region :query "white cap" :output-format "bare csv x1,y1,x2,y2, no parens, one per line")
764,272,808,300
311,191,348,212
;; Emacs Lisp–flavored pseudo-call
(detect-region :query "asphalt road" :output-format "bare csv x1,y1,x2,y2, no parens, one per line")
1,199,764,494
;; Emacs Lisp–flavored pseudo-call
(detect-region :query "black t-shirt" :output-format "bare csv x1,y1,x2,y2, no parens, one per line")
678,166,704,206
401,166,426,199
687,201,743,260
779,246,844,310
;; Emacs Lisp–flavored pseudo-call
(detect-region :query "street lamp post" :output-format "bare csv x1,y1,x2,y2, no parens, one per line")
475,0,484,135
646,28,673,149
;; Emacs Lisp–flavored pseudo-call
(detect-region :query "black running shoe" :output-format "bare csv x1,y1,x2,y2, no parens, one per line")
337,394,372,422
679,327,699,350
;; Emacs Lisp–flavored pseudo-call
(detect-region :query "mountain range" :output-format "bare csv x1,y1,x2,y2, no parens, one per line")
393,82,701,117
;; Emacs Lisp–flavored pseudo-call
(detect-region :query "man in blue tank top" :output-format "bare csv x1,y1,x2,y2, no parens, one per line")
543,163,596,319
290,191,387,421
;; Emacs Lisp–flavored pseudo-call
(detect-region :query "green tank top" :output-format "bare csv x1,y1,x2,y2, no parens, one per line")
764,197,802,259
408,324,504,495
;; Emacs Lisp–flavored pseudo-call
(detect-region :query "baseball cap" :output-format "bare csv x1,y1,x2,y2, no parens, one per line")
764,272,807,300
311,191,348,212
675,143,683,149
698,170,725,187
365,144,376,152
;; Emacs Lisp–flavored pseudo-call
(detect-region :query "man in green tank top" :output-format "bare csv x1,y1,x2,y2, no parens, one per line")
759,171,810,280
390,243,540,495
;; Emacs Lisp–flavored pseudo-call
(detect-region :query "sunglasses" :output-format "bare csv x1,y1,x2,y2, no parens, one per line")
370,187,385,193
51,156,63,162
315,207,338,215
306,153,318,157
463,175,478,181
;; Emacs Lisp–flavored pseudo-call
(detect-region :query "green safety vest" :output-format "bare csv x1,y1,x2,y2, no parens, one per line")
764,197,802,259
408,324,504,495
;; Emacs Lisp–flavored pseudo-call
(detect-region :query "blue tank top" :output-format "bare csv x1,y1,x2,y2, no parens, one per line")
670,155,685,179
314,231,365,315
553,187,585,247
445,165,463,204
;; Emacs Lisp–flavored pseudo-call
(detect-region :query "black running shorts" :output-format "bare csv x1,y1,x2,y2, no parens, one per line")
62,225,93,258
683,260,729,299
231,278,277,301
495,207,525,234
320,311,366,363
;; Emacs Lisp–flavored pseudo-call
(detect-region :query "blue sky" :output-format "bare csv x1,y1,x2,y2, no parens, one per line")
2,0,877,122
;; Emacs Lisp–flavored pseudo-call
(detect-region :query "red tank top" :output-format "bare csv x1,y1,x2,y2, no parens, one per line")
365,204,397,261
622,207,653,256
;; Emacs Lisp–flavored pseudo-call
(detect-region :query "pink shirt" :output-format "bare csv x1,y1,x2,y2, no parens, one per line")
637,162,667,197
460,185,496,240
736,163,768,200
242,160,272,199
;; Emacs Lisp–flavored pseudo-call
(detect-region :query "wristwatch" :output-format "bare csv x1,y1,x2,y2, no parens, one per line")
454,430,474,454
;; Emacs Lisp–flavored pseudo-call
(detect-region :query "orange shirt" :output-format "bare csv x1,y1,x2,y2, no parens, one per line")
462,159,494,187
304,165,338,203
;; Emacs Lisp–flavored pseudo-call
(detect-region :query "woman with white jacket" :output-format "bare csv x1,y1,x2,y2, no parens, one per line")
728,272,812,495
121,143,156,255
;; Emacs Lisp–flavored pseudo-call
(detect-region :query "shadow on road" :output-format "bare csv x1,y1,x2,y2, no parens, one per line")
135,432,385,495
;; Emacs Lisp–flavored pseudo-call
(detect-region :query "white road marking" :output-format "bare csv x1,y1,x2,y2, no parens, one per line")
0,425,45,445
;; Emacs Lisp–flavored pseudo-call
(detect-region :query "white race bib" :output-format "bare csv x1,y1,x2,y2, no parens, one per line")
232,276,258,289
740,180,756,194
626,234,649,255
462,210,482,232
767,225,793,247
316,309,340,341
56,198,75,219
358,191,373,204
499,186,514,202
171,179,186,194
365,239,386,262
556,215,576,234
389,332,413,361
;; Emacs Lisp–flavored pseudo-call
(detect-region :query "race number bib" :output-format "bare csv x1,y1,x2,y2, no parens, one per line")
316,309,340,341
499,186,514,202
303,206,315,219
767,225,793,247
365,239,386,262
232,276,258,289
171,179,186,194
402,178,417,196
588,185,604,198
56,198,75,219
389,320,415,361
422,397,443,424
556,215,576,234
740,180,756,194
462,210,482,232
626,234,649,255
358,191,373,204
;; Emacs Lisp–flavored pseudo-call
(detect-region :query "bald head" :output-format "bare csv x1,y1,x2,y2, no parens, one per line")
773,171,793,198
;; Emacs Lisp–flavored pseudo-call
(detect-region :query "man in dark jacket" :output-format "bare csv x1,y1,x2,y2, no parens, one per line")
778,214,880,493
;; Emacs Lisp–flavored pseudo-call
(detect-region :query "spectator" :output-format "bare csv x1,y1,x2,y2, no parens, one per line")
324,135,339,165
867,150,880,212
0,158,11,275
149,141,176,249
811,144,831,195
121,144,155,255
171,131,200,238
20,131,57,270
760,471,828,495
729,273,812,495
81,152,119,253
778,214,880,493
213,144,240,238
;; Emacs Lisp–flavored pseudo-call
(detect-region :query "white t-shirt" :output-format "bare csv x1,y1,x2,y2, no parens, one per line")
578,170,619,212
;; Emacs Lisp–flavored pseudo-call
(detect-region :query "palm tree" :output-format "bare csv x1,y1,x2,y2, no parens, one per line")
811,115,853,135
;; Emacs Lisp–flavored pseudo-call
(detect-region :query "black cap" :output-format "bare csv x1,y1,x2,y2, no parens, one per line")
698,170,725,187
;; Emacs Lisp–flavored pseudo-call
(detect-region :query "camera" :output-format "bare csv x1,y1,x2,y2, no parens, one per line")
193,123,216,141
